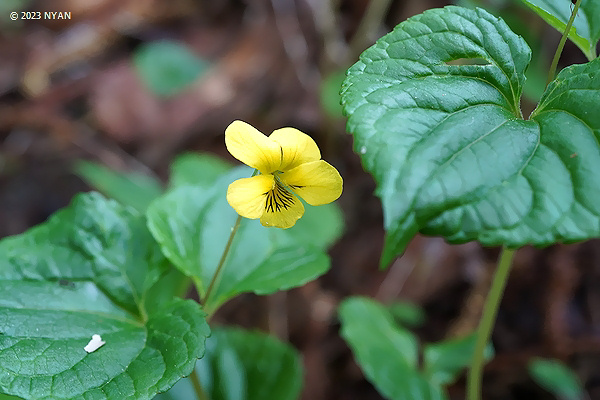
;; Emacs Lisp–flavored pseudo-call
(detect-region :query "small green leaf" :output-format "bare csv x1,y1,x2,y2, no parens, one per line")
388,302,426,328
339,297,446,400
133,40,209,97
169,153,232,189
155,328,303,400
521,0,600,60
75,160,163,212
528,358,584,400
342,6,600,266
147,167,342,312
0,193,210,399
423,333,494,386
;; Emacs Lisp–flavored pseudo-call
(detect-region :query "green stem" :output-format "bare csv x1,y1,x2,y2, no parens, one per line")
466,247,516,400
202,170,257,311
190,367,209,400
202,214,242,309
546,0,583,86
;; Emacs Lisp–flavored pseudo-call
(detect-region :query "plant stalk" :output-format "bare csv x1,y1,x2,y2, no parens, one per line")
466,247,516,400
546,0,583,86
202,214,242,309
202,171,258,310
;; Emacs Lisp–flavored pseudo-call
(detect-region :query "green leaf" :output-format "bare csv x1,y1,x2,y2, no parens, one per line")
0,393,23,400
0,193,210,399
521,0,600,60
169,153,231,189
528,358,584,400
155,328,302,400
341,6,600,266
143,267,192,315
213,346,246,400
280,201,344,250
147,167,341,312
339,297,446,400
388,302,426,328
423,333,494,386
75,160,163,212
133,40,209,97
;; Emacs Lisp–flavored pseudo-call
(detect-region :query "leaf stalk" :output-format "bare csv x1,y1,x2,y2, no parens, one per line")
202,214,242,312
546,0,583,87
466,247,516,400
202,169,258,313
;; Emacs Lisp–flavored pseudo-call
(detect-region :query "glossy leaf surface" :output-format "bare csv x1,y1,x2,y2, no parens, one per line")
155,328,302,400
0,193,209,399
342,6,600,265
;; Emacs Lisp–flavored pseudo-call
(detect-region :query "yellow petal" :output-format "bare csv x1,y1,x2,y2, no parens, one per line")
260,179,305,228
280,160,343,205
269,127,321,171
226,174,274,219
225,120,281,174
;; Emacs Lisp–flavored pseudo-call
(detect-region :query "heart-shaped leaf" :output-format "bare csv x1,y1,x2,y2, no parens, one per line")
339,297,446,400
147,166,343,313
341,6,600,266
521,0,600,60
155,327,302,400
0,193,209,400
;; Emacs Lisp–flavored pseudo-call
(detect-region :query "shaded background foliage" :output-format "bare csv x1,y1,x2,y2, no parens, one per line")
0,0,597,399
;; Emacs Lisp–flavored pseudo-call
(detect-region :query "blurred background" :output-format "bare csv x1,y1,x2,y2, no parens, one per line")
0,0,597,399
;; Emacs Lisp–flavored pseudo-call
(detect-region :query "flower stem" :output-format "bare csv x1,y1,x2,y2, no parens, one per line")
546,0,583,87
466,247,516,400
202,169,258,311
202,214,242,310
190,367,209,400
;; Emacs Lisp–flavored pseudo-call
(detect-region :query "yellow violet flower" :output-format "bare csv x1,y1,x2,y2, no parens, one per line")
225,120,343,229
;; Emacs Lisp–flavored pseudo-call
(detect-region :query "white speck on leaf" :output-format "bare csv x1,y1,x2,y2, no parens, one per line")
84,334,105,353
360,146,367,154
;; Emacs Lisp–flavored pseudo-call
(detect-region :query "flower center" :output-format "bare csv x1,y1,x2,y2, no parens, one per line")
265,176,295,213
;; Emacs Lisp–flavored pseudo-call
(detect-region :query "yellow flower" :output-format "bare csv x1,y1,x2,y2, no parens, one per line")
225,120,343,229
